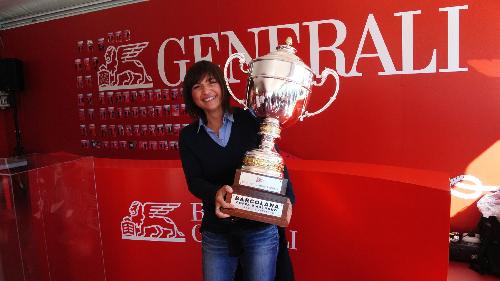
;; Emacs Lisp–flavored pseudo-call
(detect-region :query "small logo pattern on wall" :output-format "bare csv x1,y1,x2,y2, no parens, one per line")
75,30,191,156
121,201,186,242
97,42,153,91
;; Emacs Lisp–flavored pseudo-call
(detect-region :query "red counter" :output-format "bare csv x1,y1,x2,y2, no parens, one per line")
1,155,450,281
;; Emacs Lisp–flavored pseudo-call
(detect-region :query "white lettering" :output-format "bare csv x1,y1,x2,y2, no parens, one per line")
157,37,189,86
157,6,468,83
248,23,300,56
288,230,298,250
439,5,468,73
303,19,350,76
394,10,436,74
192,224,202,243
189,33,220,62
191,202,204,222
349,14,397,76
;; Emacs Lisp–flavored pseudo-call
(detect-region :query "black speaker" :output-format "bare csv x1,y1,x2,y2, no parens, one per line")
0,58,24,92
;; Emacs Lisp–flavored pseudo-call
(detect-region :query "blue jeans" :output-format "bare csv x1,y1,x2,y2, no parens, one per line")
202,225,279,281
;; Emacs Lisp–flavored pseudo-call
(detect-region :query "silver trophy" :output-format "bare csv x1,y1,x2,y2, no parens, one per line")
222,37,340,226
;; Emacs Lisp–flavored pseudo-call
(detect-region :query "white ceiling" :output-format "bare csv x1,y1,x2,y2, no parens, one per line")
0,0,145,30
0,0,102,21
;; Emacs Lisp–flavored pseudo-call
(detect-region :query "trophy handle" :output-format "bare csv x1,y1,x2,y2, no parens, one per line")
224,53,250,109
299,68,340,121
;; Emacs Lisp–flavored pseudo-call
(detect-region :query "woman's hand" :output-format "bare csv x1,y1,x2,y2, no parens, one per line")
215,185,235,218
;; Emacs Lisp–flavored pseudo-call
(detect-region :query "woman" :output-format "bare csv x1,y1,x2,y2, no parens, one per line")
179,60,295,281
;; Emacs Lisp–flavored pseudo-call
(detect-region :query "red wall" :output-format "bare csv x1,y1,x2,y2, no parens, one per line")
0,1,498,229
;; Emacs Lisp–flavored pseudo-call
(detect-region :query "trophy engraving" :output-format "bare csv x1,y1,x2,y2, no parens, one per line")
222,37,340,226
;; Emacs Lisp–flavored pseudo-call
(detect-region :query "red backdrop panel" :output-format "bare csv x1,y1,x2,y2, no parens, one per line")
93,158,449,281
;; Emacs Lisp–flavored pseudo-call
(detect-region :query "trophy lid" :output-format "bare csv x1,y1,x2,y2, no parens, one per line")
254,37,312,72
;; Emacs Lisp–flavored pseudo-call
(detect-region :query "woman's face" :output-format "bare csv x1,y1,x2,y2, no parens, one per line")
191,74,223,115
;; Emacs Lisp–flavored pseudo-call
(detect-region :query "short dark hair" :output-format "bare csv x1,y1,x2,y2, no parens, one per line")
182,60,231,122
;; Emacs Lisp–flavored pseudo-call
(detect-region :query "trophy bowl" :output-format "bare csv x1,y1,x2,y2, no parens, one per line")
246,57,312,128
224,37,340,178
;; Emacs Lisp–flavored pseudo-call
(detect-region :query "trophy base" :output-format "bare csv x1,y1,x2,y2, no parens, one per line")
222,185,291,227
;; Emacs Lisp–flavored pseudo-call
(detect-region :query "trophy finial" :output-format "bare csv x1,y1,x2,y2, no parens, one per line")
276,37,297,54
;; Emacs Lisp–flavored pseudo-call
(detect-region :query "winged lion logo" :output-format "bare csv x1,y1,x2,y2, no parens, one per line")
98,42,153,91
121,201,186,242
